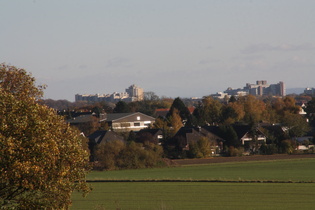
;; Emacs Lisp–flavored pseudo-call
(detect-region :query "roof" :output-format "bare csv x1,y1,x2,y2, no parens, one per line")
106,113,135,121
202,126,222,137
66,114,94,124
137,128,162,136
106,112,155,122
232,125,252,139
88,130,109,144
187,107,195,114
154,108,169,117
231,124,267,140
260,124,286,134
175,127,195,138
173,126,224,148
88,130,124,144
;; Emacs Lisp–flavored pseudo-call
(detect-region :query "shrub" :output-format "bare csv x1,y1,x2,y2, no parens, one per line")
228,146,244,157
187,137,212,158
259,143,278,155
94,140,125,170
280,140,297,154
94,141,165,170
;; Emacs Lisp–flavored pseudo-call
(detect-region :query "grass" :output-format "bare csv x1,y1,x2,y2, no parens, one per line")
71,182,315,210
71,158,315,209
87,158,315,182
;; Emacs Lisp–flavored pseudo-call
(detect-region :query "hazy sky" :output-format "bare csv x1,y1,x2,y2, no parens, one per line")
1,0,315,101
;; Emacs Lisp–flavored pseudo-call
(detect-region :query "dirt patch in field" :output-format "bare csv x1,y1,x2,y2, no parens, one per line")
172,154,315,166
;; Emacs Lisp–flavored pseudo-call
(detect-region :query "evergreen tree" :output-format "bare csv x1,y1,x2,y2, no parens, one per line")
113,101,131,113
167,97,191,122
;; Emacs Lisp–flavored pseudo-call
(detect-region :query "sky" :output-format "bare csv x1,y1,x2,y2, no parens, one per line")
1,0,315,101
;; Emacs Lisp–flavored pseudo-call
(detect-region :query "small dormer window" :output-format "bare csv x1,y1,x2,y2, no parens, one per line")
137,116,140,120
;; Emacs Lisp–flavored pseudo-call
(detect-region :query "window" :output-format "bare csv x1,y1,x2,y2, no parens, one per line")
137,116,140,120
121,122,131,128
134,122,140,126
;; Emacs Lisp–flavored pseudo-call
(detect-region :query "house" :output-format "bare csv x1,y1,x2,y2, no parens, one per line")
295,101,308,115
171,126,225,155
154,108,169,118
104,112,155,132
232,125,266,151
88,130,125,161
67,113,106,136
259,124,288,144
203,125,267,148
136,129,164,145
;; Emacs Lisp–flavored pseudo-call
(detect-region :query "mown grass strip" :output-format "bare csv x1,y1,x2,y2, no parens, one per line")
88,158,315,182
86,179,315,183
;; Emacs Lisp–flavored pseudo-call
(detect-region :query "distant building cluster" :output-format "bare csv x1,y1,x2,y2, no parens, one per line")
75,84,144,102
211,80,286,99
304,87,315,95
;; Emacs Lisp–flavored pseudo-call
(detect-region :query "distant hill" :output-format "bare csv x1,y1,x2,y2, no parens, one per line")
286,88,305,95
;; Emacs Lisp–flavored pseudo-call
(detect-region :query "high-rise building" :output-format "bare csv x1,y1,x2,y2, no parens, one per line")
125,84,144,101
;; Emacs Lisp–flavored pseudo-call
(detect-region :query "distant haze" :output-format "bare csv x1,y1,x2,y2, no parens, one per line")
286,88,305,95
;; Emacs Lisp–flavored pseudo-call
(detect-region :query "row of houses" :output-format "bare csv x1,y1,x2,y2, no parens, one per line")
67,111,313,158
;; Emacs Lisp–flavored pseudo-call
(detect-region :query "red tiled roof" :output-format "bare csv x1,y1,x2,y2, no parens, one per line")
187,107,195,114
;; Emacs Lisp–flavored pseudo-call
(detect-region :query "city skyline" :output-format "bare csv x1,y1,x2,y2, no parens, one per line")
75,84,144,102
75,80,287,102
1,1,315,101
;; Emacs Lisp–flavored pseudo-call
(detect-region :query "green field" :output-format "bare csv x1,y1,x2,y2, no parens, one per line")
71,158,315,210
72,182,315,210
87,158,315,182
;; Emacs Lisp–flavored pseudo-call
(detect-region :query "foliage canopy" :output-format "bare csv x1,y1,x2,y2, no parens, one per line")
0,64,90,209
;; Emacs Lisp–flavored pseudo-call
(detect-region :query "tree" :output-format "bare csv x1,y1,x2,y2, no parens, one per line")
169,108,183,136
273,96,300,117
113,101,130,113
0,64,90,209
221,105,238,125
281,113,310,138
193,97,223,126
167,97,191,122
144,91,160,101
225,101,245,123
153,117,171,141
228,95,237,103
304,97,315,125
240,95,266,124
0,64,44,100
219,125,240,148
200,97,223,125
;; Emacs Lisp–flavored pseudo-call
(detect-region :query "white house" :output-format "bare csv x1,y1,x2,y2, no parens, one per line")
103,112,155,132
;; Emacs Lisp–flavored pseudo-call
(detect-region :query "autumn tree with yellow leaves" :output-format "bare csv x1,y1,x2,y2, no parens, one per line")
0,64,90,209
